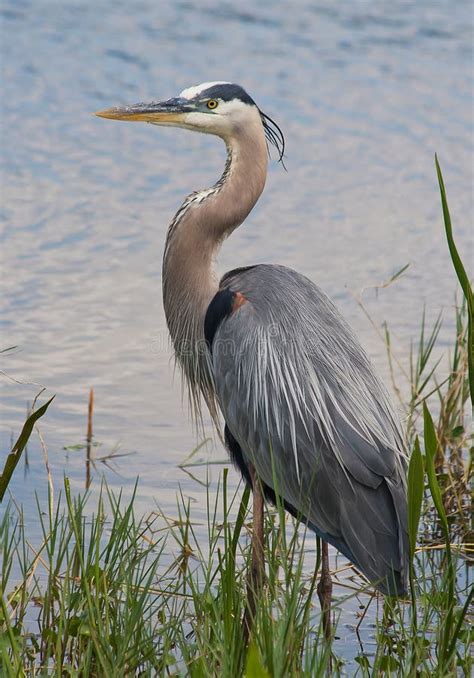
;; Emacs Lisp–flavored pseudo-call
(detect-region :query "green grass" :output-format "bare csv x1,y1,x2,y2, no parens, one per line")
1,160,472,676
0,438,471,676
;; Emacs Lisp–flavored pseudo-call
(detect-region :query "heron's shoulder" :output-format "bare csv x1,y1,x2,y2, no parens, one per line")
221,264,334,308
206,264,311,351
221,263,316,291
219,263,349,333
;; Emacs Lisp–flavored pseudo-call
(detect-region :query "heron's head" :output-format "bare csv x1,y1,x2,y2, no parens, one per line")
96,81,285,161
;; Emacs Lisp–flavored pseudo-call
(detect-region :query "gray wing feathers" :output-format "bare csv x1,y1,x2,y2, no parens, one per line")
212,265,408,594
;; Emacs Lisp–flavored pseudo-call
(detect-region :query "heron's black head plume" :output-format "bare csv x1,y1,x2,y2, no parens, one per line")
259,109,286,169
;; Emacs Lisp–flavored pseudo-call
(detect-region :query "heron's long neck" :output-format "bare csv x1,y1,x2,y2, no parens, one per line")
162,124,268,422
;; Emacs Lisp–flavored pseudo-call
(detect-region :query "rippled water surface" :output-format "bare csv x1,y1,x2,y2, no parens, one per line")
1,0,472,667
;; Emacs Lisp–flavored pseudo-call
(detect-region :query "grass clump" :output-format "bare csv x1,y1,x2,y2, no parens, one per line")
0,473,334,675
1,445,472,675
1,480,178,676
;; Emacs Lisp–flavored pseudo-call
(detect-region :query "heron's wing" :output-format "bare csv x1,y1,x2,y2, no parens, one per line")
211,264,408,594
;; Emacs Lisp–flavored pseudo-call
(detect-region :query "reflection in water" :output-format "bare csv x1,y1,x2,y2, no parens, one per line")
1,0,472,667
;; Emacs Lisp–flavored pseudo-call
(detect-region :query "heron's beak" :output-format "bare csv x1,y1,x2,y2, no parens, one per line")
95,97,192,123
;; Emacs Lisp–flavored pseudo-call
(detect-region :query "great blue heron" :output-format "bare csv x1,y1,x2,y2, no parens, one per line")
96,81,408,637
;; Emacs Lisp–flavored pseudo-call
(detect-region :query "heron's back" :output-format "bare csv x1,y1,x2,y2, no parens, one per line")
208,264,408,595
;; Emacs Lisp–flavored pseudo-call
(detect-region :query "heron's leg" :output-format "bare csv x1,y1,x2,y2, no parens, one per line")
317,540,333,642
242,463,265,640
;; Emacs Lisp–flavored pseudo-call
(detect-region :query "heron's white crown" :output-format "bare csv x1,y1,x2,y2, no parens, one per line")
179,81,232,100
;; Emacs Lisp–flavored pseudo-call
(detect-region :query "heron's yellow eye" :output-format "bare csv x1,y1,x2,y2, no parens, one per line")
207,99,218,110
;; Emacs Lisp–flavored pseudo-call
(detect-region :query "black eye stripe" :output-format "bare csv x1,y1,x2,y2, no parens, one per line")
199,83,255,104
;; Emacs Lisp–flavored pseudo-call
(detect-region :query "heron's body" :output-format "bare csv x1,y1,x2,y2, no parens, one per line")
97,81,409,597
209,264,407,594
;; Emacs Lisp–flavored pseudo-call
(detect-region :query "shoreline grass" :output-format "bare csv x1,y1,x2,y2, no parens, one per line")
0,451,471,675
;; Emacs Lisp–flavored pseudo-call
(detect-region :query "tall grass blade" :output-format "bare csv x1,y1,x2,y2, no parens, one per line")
0,396,54,501
245,641,271,678
423,403,450,548
407,436,422,663
423,402,457,671
435,155,474,405
231,482,250,559
407,436,424,561
0,346,18,354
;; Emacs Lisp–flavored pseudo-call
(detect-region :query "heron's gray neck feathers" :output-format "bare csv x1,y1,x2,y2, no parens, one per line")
162,119,268,426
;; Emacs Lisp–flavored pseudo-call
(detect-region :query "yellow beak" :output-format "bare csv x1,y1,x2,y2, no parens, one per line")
95,97,192,123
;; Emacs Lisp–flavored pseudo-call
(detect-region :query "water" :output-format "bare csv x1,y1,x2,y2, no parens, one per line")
1,0,472,668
